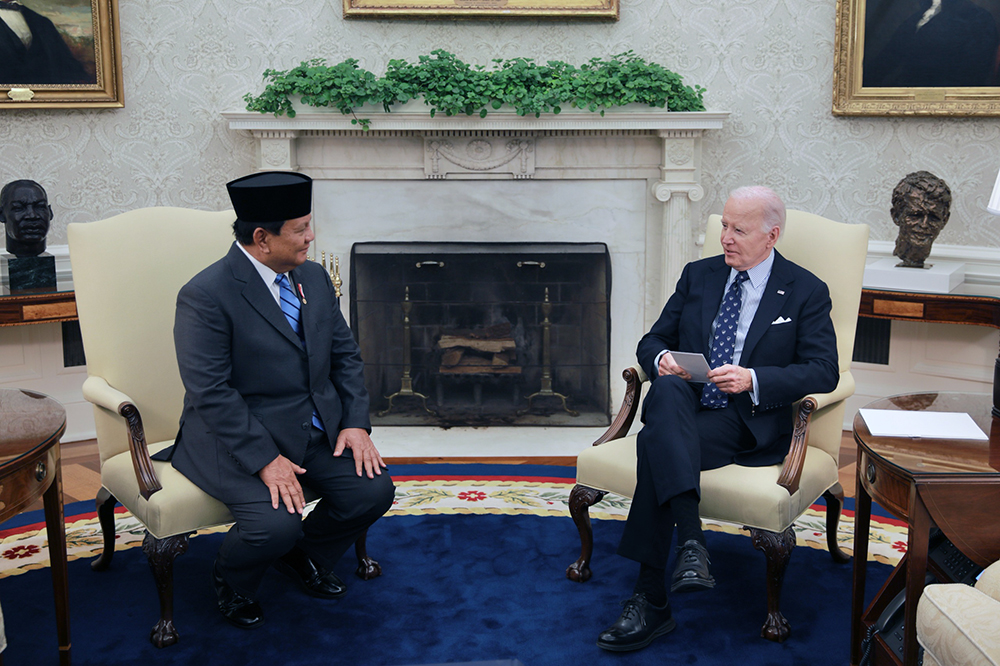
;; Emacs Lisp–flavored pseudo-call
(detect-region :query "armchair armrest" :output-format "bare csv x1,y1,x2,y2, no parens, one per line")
776,372,855,496
82,376,163,500
593,365,648,445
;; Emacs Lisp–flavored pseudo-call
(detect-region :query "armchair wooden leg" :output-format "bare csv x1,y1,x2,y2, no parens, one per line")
354,528,382,580
566,484,607,583
142,532,190,648
90,487,118,572
822,483,851,564
749,526,796,643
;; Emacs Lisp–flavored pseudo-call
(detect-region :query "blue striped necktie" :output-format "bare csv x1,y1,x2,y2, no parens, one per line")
275,274,324,431
701,271,749,409
275,274,304,341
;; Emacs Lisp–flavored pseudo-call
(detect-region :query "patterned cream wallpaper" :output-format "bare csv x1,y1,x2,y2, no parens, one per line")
3,0,1000,249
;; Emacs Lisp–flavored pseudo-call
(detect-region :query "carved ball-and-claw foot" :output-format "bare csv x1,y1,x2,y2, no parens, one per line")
355,557,381,580
565,559,592,583
150,619,180,648
761,612,791,643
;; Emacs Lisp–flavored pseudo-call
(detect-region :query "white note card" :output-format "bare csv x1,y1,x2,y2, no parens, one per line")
669,352,712,383
858,409,988,440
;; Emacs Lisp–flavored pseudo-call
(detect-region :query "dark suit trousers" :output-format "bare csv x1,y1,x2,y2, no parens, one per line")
217,427,396,598
617,375,756,568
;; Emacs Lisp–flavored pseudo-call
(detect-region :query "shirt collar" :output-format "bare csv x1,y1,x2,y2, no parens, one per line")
733,248,774,289
236,241,282,288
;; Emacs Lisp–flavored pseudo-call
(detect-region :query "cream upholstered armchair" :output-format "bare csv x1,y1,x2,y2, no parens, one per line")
917,561,1000,665
567,210,869,642
68,207,379,648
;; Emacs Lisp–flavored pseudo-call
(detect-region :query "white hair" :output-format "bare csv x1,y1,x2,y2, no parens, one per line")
728,186,786,233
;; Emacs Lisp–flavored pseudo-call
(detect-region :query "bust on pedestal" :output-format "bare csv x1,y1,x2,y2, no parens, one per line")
0,179,56,291
864,171,963,293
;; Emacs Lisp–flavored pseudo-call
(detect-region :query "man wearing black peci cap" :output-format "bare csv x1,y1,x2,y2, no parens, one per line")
160,170,394,629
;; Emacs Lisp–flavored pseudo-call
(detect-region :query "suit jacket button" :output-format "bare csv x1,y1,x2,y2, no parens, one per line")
301,422,310,430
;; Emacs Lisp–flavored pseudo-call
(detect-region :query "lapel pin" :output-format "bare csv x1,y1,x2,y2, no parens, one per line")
297,282,307,305
777,290,785,295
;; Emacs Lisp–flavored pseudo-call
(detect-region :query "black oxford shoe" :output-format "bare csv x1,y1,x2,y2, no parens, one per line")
597,593,676,652
671,539,716,593
212,563,264,629
274,546,347,599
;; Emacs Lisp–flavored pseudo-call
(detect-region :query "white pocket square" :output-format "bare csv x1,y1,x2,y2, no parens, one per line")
771,316,792,325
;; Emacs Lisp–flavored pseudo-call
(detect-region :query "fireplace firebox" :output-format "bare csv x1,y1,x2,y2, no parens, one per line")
350,242,611,426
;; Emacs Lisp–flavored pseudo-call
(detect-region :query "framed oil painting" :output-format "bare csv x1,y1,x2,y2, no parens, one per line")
833,0,1000,116
0,0,123,109
343,0,619,20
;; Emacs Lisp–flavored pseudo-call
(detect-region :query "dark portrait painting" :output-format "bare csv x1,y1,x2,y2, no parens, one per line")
863,0,1000,88
0,0,96,86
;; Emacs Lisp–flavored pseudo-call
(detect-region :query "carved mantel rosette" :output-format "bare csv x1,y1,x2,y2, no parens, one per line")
424,133,535,179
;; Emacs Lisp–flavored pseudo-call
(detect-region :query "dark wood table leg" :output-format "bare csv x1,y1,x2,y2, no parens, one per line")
902,486,931,666
850,464,873,666
43,463,71,666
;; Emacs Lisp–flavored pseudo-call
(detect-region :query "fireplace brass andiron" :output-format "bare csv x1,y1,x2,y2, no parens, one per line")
520,287,578,417
379,286,435,417
321,252,343,298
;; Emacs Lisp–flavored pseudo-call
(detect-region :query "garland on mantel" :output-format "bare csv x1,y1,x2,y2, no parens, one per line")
243,50,706,130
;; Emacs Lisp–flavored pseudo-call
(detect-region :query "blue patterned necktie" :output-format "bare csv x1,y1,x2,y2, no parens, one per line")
275,274,304,341
275,274,324,431
701,271,749,409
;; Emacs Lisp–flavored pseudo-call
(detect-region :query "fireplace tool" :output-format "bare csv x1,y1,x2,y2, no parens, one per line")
321,252,343,298
520,287,578,416
379,286,435,417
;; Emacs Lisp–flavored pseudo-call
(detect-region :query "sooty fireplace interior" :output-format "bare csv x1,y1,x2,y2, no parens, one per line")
350,242,611,427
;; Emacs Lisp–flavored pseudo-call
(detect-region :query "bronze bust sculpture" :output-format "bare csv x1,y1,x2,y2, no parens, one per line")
0,179,53,257
891,171,951,269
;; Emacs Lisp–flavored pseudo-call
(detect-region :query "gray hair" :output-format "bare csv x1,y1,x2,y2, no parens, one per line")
728,185,786,233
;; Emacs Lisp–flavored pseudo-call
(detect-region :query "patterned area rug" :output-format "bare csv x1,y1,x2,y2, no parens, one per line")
0,467,906,578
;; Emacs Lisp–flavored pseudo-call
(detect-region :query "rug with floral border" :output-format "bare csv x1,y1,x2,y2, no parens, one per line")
0,463,906,577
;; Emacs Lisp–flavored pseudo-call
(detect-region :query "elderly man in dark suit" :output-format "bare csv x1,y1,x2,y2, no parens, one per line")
597,186,839,652
166,171,394,629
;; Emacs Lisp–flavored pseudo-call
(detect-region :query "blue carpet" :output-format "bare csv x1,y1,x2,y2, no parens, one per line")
4,512,890,666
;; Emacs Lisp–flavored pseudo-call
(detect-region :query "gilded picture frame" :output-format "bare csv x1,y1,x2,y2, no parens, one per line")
833,0,1000,116
1,0,124,109
343,0,619,20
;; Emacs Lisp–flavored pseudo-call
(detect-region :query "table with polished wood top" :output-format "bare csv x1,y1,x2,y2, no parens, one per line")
0,389,70,665
850,392,1000,666
0,279,76,327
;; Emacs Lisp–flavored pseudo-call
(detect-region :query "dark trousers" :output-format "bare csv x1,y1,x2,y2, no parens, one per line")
217,427,396,597
617,375,756,568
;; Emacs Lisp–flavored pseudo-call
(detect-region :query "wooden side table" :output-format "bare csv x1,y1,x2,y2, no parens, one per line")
0,389,70,665
850,392,1000,666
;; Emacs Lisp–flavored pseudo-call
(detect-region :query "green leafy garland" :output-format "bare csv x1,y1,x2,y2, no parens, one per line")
244,50,706,129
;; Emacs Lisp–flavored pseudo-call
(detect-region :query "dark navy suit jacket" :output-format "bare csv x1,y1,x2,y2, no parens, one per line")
636,250,839,467
165,244,370,504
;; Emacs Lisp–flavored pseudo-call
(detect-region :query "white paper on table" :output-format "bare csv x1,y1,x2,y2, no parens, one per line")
669,352,712,383
858,409,988,440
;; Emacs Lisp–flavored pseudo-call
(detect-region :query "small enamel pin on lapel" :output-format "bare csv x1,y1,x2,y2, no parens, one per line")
777,290,785,295
297,282,307,304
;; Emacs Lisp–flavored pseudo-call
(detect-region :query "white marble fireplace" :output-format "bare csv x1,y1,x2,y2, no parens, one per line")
225,107,728,456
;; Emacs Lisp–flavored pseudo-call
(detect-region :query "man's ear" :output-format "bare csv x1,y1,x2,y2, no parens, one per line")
252,227,271,253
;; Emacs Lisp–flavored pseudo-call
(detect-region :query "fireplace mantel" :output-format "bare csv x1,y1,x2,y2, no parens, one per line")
225,109,728,318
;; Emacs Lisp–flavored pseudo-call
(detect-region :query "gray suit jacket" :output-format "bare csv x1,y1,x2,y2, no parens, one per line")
166,243,370,503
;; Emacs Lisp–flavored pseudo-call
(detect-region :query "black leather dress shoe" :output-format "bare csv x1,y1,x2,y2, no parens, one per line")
274,547,347,599
597,593,676,652
212,564,264,629
671,539,716,593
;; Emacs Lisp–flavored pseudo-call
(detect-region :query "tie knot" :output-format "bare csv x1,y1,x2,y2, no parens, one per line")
276,273,290,287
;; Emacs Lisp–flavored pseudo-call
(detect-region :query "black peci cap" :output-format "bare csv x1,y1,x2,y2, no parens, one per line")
226,171,312,223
